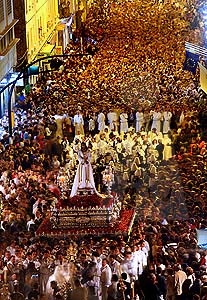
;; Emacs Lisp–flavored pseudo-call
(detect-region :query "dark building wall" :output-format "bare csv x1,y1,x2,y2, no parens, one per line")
13,0,27,71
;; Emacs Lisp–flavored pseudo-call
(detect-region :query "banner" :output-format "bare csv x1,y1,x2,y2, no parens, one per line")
185,42,207,57
183,50,199,74
199,62,207,94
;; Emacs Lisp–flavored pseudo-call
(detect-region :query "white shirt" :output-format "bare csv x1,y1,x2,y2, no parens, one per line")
74,114,84,125
109,260,121,276
27,219,35,231
133,250,146,275
121,256,137,278
100,264,112,287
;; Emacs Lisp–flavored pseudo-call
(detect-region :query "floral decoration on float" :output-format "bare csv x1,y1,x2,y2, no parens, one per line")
64,193,113,208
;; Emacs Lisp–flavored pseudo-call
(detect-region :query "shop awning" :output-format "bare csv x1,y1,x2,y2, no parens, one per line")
39,44,56,56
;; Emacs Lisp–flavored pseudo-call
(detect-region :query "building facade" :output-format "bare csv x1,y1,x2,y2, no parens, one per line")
14,0,60,64
0,0,93,118
0,0,19,117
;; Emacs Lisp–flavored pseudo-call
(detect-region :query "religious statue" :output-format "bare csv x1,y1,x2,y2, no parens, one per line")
70,142,98,197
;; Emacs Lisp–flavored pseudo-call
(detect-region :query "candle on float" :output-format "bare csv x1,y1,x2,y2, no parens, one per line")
59,176,65,183
80,37,83,52
3,266,8,283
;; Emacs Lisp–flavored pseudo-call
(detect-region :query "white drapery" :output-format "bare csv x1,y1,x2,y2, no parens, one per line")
70,149,98,197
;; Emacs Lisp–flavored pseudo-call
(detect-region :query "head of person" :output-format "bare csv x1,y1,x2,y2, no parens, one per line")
186,267,194,276
74,278,81,287
102,258,108,267
174,264,182,272
43,250,50,258
121,273,127,281
125,250,132,259
166,268,174,276
81,142,87,152
111,274,119,282
80,253,87,262
149,273,157,283
50,281,58,289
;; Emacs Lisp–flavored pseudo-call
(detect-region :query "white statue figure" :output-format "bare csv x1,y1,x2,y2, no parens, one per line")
70,142,98,197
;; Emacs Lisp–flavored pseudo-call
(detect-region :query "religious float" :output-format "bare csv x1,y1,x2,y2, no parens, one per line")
37,144,136,237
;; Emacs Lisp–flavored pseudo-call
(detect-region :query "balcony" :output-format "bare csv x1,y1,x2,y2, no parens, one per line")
0,38,20,60
0,19,19,38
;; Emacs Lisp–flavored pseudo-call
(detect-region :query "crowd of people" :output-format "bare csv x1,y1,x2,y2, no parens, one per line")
0,0,207,299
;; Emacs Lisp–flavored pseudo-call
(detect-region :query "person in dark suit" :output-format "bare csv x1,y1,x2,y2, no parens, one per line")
156,139,164,161
156,267,167,300
117,273,131,300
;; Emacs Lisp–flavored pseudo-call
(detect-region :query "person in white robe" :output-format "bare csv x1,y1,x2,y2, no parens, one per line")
120,112,128,134
163,110,172,134
109,255,121,276
73,110,84,136
89,113,96,133
163,134,173,160
148,128,163,143
139,240,149,267
103,127,110,142
121,135,132,155
97,111,106,132
46,263,71,297
97,135,108,156
121,251,138,282
100,258,112,300
151,110,162,132
136,109,144,133
107,110,119,132
132,245,146,276
115,138,123,155
147,145,159,163
70,142,98,197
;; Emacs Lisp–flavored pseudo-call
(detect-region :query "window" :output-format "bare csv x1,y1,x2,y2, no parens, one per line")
0,36,6,53
0,0,4,22
8,28,13,44
7,0,12,15
0,38,3,52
